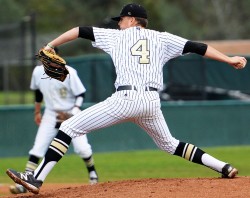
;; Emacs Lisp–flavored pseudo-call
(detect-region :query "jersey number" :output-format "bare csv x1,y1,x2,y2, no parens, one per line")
131,39,150,64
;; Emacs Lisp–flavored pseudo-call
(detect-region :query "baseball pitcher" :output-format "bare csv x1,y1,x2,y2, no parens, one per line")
7,3,247,194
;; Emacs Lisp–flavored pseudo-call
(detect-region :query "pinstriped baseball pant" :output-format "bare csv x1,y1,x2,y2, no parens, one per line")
60,90,179,154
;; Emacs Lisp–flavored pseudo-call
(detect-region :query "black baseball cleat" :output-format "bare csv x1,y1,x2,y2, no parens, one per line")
221,164,238,178
6,169,43,194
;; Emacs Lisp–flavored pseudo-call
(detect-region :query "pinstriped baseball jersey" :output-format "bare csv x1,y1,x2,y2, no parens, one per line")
92,26,187,90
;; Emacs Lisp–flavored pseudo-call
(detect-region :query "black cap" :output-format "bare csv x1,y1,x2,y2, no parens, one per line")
111,3,147,21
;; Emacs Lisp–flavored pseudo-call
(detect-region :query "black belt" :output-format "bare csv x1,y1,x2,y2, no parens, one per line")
117,85,158,91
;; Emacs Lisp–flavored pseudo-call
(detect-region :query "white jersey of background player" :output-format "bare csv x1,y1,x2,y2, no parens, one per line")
9,63,98,194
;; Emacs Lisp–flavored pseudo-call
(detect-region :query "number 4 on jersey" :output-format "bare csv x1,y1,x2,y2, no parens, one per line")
131,39,150,64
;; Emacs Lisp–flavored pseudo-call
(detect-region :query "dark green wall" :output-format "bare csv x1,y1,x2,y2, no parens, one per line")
1,101,249,157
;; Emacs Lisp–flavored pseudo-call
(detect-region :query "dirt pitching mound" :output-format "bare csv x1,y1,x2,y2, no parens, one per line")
2,177,250,198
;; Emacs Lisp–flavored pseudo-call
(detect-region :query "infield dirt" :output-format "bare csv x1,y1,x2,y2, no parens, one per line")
1,177,250,198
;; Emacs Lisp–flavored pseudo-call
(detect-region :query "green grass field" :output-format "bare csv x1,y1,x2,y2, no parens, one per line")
0,91,33,106
1,146,250,184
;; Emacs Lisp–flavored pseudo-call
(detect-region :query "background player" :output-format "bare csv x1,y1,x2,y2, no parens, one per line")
9,48,98,194
7,3,247,194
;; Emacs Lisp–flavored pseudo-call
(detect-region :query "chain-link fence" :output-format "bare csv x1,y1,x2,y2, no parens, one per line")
0,14,36,105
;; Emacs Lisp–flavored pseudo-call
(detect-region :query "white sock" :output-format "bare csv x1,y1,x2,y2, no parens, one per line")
34,159,57,181
201,153,226,172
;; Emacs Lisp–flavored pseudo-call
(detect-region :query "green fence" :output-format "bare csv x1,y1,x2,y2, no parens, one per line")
1,100,250,157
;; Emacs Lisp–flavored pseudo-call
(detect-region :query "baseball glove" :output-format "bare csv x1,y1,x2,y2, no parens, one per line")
55,111,73,128
36,48,69,82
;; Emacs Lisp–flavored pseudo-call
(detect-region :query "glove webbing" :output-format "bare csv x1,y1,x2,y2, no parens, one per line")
39,50,66,66
39,56,65,68
42,60,67,75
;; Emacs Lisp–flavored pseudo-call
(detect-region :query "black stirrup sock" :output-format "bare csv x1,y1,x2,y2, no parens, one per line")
174,142,205,165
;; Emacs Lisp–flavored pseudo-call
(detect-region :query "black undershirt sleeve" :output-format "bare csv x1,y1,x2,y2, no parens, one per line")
78,26,95,41
182,41,208,56
35,89,43,103
76,93,85,99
